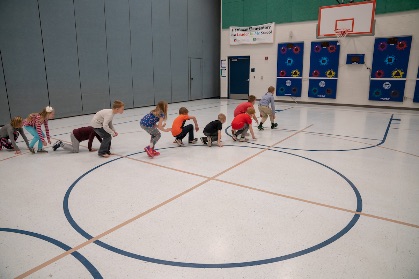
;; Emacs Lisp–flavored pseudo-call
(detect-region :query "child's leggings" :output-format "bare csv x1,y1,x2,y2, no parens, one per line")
25,126,45,149
140,125,161,148
0,132,19,150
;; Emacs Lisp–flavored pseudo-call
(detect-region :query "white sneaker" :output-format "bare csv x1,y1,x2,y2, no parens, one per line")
175,139,184,147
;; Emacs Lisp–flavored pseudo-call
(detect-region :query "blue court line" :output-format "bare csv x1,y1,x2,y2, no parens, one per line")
0,228,102,278
63,145,362,268
226,114,396,152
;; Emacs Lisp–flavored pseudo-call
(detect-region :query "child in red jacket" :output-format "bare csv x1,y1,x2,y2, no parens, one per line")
231,107,257,142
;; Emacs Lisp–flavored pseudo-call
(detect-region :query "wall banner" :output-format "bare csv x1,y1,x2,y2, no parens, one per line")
230,22,274,45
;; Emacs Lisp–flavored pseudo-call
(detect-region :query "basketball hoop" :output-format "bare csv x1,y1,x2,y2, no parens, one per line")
335,28,349,45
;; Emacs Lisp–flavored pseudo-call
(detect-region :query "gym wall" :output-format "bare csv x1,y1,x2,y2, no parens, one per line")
220,1,419,109
0,0,221,125
222,0,419,29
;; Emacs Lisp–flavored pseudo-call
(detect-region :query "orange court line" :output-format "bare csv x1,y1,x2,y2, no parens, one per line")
0,153,24,162
213,179,419,229
377,145,419,157
101,152,419,230
16,125,312,278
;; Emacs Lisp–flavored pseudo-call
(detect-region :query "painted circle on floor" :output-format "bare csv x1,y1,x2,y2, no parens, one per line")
63,145,362,268
0,228,102,277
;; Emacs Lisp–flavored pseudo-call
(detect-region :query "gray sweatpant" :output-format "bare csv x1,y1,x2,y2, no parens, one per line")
140,124,161,148
62,132,80,153
235,123,249,138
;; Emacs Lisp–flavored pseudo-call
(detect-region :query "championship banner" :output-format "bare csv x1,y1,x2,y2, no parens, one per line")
230,22,274,45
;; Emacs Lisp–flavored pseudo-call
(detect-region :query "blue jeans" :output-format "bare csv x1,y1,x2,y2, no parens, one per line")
25,126,45,149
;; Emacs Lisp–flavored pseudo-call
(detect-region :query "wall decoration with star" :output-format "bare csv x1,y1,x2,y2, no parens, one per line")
369,36,412,102
308,41,340,99
276,42,304,97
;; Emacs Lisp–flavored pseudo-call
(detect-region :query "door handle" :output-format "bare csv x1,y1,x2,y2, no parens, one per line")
246,79,249,81
191,78,194,80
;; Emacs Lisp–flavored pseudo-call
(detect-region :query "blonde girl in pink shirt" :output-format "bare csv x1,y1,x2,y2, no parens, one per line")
23,106,55,153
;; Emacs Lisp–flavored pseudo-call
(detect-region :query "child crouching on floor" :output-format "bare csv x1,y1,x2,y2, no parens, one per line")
171,107,199,146
200,113,226,147
140,101,171,158
231,107,257,142
0,116,30,154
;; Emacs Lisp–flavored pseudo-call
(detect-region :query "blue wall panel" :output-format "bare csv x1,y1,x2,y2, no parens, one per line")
276,42,304,97
308,41,340,99
369,36,412,102
412,67,419,103
369,80,406,102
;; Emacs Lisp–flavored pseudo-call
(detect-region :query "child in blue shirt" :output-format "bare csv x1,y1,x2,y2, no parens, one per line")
140,101,171,158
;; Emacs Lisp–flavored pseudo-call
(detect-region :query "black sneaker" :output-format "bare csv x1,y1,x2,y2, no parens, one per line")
258,124,264,131
271,123,278,129
200,137,208,144
37,149,48,153
53,140,62,151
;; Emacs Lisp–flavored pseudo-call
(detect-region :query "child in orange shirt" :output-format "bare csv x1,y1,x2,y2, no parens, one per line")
171,107,199,146
231,107,257,142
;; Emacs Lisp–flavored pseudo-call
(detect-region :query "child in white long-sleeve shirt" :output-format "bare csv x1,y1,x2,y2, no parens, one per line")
90,100,124,158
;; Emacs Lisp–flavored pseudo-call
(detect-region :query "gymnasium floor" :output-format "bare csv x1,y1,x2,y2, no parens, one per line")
0,99,418,279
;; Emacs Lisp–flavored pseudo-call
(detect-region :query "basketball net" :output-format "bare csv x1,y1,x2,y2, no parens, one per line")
335,28,349,45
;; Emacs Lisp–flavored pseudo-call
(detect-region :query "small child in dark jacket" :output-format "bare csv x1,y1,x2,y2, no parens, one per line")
200,113,226,147
52,126,102,153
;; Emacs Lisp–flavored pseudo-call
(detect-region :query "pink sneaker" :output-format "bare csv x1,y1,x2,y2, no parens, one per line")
144,146,154,158
152,149,160,156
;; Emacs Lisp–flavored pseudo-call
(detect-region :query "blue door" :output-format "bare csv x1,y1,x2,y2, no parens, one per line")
228,56,250,99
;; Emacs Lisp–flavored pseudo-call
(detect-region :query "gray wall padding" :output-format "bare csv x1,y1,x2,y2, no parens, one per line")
0,0,220,124
0,1,49,119
152,0,172,103
39,0,83,117
105,0,133,108
74,0,110,114
170,0,189,103
130,0,155,107
0,51,9,124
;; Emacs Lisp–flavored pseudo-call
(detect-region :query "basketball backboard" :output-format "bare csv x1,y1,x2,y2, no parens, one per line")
317,0,376,38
